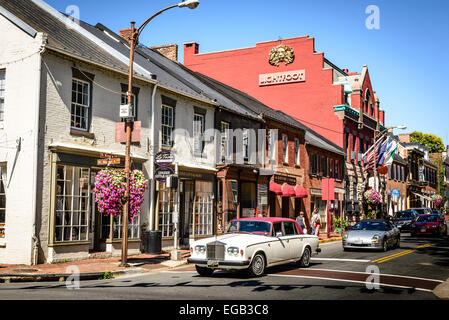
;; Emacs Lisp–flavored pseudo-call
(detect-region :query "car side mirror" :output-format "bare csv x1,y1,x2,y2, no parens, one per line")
275,232,283,238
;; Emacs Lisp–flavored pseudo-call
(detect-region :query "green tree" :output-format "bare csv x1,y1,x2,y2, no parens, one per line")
410,131,445,153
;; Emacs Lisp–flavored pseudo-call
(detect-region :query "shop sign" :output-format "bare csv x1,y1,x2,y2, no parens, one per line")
273,174,296,186
155,150,174,166
97,158,121,166
259,70,305,87
155,167,174,183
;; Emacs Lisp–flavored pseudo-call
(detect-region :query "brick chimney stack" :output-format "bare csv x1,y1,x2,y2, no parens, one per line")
120,28,133,43
151,44,179,61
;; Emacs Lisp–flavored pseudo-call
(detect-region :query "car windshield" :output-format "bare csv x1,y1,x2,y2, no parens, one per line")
414,209,430,215
351,221,386,231
395,211,413,218
417,215,439,223
226,220,271,235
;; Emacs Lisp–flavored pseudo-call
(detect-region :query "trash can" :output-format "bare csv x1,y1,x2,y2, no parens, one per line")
145,230,162,254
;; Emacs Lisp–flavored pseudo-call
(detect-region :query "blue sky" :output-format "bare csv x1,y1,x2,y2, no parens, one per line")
45,0,449,145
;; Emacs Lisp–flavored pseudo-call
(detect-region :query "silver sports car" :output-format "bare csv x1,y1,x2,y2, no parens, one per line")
342,219,400,252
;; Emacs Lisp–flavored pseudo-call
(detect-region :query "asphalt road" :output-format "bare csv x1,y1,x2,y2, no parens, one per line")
0,233,447,301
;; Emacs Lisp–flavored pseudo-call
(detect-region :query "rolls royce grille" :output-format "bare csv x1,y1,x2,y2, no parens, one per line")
206,242,225,260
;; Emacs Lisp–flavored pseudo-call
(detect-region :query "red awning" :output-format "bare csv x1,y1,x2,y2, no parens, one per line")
269,182,283,195
282,184,296,197
295,186,308,198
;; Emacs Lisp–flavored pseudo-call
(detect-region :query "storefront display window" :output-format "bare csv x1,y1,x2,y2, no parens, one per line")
55,165,90,242
241,182,256,217
159,183,175,238
192,181,213,236
224,180,238,226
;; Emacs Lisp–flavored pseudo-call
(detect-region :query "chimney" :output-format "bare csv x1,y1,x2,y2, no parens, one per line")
151,44,178,61
184,42,199,66
120,28,133,43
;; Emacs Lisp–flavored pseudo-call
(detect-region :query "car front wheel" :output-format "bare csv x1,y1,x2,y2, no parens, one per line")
195,265,214,277
298,247,311,268
248,253,266,277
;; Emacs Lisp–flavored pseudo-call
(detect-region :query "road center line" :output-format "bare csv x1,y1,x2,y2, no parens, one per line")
372,243,435,264
311,258,371,263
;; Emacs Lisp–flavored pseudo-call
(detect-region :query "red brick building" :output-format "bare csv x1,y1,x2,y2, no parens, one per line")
184,37,387,221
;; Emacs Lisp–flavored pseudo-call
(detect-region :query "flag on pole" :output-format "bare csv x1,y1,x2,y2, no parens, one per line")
362,136,387,172
376,136,391,168
384,139,398,168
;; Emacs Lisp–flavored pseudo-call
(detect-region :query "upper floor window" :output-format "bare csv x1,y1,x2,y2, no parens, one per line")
193,113,205,154
282,135,288,164
294,138,300,166
71,78,91,131
161,105,174,147
221,121,230,160
243,128,250,161
0,70,5,126
0,164,5,238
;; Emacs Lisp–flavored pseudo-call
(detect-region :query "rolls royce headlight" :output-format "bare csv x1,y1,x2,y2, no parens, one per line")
195,245,206,254
227,247,240,256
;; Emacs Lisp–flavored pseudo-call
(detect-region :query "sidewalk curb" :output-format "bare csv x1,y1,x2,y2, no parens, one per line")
319,237,342,244
0,260,190,283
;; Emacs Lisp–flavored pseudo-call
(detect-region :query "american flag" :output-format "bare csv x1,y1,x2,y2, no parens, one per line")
362,136,387,172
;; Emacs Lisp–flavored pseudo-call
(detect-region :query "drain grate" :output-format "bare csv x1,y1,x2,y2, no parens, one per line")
11,268,39,273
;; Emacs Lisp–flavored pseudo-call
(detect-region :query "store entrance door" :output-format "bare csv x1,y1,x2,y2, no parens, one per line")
90,170,107,253
180,180,194,248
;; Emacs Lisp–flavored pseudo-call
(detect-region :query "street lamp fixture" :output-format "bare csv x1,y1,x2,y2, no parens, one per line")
120,1,200,268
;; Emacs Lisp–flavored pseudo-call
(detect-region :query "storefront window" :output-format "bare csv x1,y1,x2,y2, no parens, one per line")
55,165,90,242
224,180,238,226
159,183,175,238
193,181,213,236
112,214,140,240
311,195,327,231
241,182,256,217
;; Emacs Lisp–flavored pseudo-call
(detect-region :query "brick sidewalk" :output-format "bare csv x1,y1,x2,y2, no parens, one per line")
0,251,191,280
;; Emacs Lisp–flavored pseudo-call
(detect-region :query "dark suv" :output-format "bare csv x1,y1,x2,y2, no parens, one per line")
393,210,419,232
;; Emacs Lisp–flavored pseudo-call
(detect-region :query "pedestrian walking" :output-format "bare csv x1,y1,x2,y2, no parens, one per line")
296,211,306,233
311,208,321,237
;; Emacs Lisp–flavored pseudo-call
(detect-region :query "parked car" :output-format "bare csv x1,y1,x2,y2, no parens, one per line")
409,207,433,215
342,220,400,252
392,210,419,232
188,217,321,277
411,214,448,237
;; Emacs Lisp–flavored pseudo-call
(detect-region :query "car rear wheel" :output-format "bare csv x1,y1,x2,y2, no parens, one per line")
248,253,266,277
298,247,311,268
195,265,214,277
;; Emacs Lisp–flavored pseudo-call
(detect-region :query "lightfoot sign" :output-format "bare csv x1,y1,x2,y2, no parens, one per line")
259,70,306,87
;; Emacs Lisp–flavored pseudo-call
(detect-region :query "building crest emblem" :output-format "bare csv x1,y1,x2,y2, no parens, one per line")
269,45,295,67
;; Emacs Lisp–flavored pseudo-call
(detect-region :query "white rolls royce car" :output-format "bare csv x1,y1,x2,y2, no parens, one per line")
188,217,321,277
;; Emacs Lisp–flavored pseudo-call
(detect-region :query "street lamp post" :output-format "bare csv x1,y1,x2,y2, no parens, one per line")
120,0,200,267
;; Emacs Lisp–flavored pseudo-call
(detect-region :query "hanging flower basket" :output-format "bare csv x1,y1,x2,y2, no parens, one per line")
434,195,443,208
364,189,382,207
93,168,148,223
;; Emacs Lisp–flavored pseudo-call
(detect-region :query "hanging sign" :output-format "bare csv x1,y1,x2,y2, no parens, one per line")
155,150,175,166
155,167,174,183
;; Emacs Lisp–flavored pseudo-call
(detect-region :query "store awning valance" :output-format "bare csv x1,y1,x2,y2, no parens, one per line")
282,184,296,198
269,182,283,195
295,186,308,199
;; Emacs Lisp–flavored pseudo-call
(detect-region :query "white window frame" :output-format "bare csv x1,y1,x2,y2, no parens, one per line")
193,113,205,154
55,165,90,243
161,105,174,147
282,134,289,164
221,121,230,160
112,213,140,240
71,78,91,131
294,138,300,166
193,181,214,236
159,183,175,238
